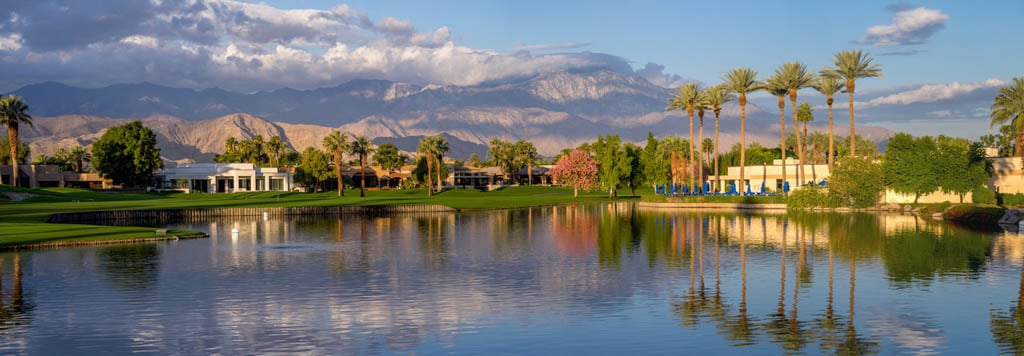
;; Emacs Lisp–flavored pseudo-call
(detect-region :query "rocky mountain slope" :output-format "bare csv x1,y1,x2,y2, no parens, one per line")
14,70,893,161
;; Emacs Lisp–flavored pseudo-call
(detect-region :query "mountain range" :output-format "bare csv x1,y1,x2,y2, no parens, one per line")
12,69,893,162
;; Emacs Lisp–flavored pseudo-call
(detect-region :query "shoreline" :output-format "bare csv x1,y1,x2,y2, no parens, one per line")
0,232,209,251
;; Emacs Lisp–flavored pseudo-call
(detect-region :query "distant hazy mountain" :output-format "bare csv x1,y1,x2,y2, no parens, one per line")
14,69,892,161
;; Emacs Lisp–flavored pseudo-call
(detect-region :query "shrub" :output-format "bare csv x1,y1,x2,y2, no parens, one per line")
1003,193,1024,207
830,156,885,208
972,186,996,204
786,186,841,210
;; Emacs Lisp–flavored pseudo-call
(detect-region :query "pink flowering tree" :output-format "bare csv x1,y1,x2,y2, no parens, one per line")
550,149,598,198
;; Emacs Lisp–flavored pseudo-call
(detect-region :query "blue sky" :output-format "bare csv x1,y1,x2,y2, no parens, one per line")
0,0,1021,139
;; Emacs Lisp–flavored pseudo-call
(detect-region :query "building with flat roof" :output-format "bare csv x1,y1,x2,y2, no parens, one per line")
154,163,293,193
0,165,113,189
715,158,830,193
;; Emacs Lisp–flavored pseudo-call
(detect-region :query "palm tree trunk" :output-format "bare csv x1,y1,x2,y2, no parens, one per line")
739,96,747,196
426,153,434,197
335,152,343,197
714,113,720,193
791,95,805,186
848,84,856,156
828,100,835,170
698,115,704,193
436,155,443,193
359,155,366,197
688,107,695,192
8,126,18,187
528,163,533,186
778,98,787,193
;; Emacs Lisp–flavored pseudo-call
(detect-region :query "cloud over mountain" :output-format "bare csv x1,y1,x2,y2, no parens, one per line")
0,0,682,92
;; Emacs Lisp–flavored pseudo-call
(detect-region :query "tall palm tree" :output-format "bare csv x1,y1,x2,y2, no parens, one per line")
696,88,713,192
322,130,350,197
432,135,450,192
722,68,762,196
765,74,790,191
704,85,734,193
67,145,91,173
417,136,437,196
990,77,1024,158
779,61,817,186
826,50,882,157
814,73,845,169
349,135,375,197
796,102,815,174
0,96,32,187
667,83,704,192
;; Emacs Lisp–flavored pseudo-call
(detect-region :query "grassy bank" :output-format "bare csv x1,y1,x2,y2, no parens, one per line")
0,185,621,247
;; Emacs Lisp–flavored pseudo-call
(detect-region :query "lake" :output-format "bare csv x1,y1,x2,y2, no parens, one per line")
0,204,1021,354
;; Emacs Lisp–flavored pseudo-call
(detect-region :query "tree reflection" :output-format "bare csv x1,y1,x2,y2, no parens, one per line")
723,215,757,345
990,266,1024,353
0,254,31,332
417,215,449,268
99,244,161,292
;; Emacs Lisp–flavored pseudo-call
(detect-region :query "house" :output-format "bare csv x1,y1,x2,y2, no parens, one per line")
154,163,293,193
0,165,113,189
715,158,830,193
988,157,1024,194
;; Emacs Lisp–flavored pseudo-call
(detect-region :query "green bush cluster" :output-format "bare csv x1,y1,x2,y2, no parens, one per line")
1002,193,1024,207
972,186,996,204
786,187,840,210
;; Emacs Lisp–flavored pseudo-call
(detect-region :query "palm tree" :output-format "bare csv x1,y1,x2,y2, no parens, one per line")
349,135,375,197
826,50,882,157
722,68,762,196
322,130,350,197
702,138,714,166
265,135,288,167
779,62,817,186
696,88,713,192
516,140,539,185
765,74,790,191
418,136,437,196
704,85,734,193
796,102,815,174
432,135,450,192
67,145,91,173
814,73,845,169
667,83,704,192
0,96,33,187
990,77,1024,158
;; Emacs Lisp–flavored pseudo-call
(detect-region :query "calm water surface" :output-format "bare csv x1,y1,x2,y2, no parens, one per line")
1,204,1022,354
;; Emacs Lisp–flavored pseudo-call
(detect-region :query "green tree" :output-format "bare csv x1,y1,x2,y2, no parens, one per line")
825,50,883,157
797,102,815,172
418,136,439,196
936,136,989,203
265,135,288,167
883,133,939,203
704,85,735,192
373,143,408,172
92,121,163,187
296,146,332,192
814,73,845,169
990,77,1024,158
66,145,91,172
830,156,884,208
0,95,33,186
467,153,483,167
723,67,762,195
488,138,522,182
640,133,669,191
592,135,632,198
0,136,30,167
349,135,375,197
980,125,1016,157
430,135,450,192
624,142,643,196
667,83,705,191
515,140,539,185
322,130,350,197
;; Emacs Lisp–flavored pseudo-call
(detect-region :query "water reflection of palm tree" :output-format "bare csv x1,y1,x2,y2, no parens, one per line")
814,228,844,352
0,254,30,329
990,264,1024,353
724,215,756,345
836,258,880,354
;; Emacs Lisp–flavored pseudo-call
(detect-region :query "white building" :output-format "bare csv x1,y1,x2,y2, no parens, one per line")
155,163,293,193
715,158,830,193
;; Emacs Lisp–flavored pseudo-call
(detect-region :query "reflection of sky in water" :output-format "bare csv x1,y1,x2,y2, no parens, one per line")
0,207,1019,354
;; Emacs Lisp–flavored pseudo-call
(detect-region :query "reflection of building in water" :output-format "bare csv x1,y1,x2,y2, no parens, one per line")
991,232,1024,266
714,215,831,249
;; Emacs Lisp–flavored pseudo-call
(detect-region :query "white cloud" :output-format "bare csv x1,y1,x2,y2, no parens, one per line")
0,0,646,91
857,79,1005,108
861,7,950,46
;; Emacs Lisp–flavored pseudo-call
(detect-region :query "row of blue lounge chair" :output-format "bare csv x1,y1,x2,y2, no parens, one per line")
656,180,825,197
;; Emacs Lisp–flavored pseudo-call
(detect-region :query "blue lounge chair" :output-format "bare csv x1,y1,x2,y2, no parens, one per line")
783,181,790,194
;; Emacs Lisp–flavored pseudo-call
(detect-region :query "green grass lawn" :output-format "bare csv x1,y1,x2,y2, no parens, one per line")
0,185,626,247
